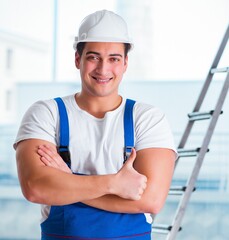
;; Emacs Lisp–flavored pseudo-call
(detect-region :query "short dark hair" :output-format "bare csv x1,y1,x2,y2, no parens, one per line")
76,42,131,57
76,42,86,56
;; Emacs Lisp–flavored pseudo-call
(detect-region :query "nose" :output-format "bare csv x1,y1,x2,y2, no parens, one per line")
95,60,109,76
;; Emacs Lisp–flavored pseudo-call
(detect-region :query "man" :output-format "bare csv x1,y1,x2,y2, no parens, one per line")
14,10,177,240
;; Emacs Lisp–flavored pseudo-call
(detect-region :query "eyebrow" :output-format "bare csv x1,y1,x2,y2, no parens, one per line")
86,51,123,58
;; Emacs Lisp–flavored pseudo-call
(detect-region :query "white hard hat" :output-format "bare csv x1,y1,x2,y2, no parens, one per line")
73,10,133,50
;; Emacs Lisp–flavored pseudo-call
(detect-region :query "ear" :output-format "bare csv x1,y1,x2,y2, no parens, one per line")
75,52,81,69
124,55,128,72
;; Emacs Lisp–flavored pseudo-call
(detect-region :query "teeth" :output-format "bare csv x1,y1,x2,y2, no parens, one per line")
94,77,111,82
92,76,112,83
97,79,109,82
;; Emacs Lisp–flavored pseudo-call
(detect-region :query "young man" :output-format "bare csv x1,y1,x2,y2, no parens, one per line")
14,10,177,240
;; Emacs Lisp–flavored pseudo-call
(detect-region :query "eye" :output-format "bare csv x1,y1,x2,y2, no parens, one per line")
87,55,100,61
110,57,120,63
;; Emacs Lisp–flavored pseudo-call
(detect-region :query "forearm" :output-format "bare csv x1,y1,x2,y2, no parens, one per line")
16,140,114,205
83,191,153,214
83,149,176,215
18,164,114,205
83,179,161,214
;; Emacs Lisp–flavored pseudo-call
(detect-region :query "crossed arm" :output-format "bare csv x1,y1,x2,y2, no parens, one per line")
16,139,176,214
85,148,175,214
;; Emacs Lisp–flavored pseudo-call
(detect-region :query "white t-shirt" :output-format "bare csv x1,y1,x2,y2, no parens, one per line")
14,94,177,221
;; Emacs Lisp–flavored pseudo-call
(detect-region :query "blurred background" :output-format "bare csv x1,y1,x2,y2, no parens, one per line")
0,0,228,239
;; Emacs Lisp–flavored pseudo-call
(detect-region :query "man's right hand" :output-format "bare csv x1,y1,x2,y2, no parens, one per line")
111,148,147,201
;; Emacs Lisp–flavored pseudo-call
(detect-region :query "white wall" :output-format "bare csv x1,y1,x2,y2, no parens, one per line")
151,0,229,81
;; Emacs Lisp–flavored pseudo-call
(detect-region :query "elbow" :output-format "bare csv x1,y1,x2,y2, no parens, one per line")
145,203,163,215
19,179,44,204
22,189,38,204
23,192,37,203
148,202,163,215
141,197,165,215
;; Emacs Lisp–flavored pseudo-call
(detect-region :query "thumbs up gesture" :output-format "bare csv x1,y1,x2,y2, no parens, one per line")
112,148,147,200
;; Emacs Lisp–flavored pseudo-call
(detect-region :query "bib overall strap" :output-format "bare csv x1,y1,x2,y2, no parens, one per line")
123,99,136,163
54,97,71,167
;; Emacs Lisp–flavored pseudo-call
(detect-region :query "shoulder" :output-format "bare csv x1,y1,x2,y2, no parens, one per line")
14,95,75,149
133,101,165,125
24,94,75,119
21,99,57,127
131,100,177,155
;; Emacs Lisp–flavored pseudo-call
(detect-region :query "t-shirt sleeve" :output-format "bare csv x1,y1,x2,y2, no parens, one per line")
13,100,58,149
134,102,177,157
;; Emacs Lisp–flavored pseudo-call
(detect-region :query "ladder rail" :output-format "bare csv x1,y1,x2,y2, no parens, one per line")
166,72,229,240
194,24,229,112
152,24,229,239
177,24,229,156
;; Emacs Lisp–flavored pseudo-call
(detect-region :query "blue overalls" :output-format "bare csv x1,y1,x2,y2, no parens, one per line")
41,98,152,240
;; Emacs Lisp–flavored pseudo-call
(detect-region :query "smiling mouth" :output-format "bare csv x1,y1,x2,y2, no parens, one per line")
92,76,113,83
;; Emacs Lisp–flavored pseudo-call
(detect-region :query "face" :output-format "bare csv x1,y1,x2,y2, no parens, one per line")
75,42,128,99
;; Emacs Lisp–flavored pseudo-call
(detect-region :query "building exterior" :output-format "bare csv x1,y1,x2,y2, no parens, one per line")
0,29,51,124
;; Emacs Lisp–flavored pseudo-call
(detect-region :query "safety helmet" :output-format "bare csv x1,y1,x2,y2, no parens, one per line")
73,10,133,50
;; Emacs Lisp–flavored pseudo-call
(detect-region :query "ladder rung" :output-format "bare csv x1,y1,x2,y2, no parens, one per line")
178,148,209,157
170,185,186,191
152,224,182,234
211,67,229,73
177,147,200,157
169,186,186,195
188,110,223,121
152,224,172,234
169,186,196,195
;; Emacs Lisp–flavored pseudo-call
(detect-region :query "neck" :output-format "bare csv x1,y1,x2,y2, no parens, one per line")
75,93,122,118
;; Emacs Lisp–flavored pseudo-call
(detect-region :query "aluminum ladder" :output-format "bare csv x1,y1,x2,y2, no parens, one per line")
152,24,229,240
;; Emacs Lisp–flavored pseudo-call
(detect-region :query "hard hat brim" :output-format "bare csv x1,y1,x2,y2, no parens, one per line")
73,38,134,51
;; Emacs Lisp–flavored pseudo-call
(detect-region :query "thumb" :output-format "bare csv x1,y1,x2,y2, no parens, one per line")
124,148,136,166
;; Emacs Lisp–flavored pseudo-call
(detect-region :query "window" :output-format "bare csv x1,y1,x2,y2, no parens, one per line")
6,48,13,70
5,89,12,111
